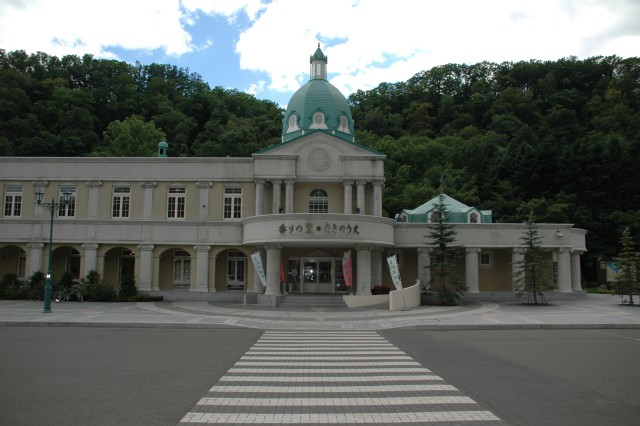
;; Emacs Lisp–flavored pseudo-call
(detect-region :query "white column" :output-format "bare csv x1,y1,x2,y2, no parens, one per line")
356,247,372,295
372,180,383,217
196,181,213,220
371,249,383,287
27,242,44,275
417,248,431,288
356,180,366,215
82,243,99,276
255,179,265,216
571,250,583,292
194,245,211,292
512,248,524,291
557,248,572,292
465,248,480,292
265,246,281,296
272,180,282,214
136,244,154,291
208,254,217,291
285,180,295,213
343,180,354,214
85,181,102,219
141,181,157,219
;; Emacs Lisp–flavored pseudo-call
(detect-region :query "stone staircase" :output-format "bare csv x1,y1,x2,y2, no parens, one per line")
278,294,347,309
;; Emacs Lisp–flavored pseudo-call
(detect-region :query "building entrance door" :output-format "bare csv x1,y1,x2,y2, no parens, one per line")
301,257,333,293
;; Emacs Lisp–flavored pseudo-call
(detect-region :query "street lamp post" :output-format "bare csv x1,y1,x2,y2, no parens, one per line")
35,188,71,313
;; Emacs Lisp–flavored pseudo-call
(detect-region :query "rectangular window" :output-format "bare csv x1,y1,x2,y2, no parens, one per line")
58,185,76,218
226,251,246,291
480,251,493,268
4,185,22,217
167,187,186,219
112,186,131,218
223,187,242,219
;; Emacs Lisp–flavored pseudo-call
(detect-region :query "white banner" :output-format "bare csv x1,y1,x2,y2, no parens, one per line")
386,255,403,291
250,253,267,287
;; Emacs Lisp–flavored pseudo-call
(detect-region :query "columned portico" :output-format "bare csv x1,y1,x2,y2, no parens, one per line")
343,180,353,214
356,181,365,214
137,244,154,291
557,248,572,292
82,243,99,276
285,180,295,213
194,245,211,292
255,179,266,215
372,180,383,217
465,248,481,292
272,180,282,214
265,246,282,295
27,242,44,275
356,247,372,295
571,250,583,292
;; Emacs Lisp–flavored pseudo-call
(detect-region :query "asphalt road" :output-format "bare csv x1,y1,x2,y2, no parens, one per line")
382,328,640,426
0,326,262,426
1,327,639,425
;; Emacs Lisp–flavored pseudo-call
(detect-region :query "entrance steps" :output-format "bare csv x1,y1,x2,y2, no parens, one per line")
278,294,347,309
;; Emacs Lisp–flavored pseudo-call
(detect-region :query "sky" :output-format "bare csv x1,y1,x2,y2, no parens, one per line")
0,0,638,107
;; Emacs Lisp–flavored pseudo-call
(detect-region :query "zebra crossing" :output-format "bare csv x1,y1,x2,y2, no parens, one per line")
180,331,502,425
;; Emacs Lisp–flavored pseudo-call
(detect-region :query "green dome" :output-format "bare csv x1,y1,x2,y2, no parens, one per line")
282,46,354,143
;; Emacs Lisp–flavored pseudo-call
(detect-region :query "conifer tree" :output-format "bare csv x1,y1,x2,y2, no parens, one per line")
426,193,466,304
512,213,556,304
613,227,639,305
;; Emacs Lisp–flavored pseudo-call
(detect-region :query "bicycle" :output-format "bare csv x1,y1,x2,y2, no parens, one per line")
53,283,83,303
29,288,42,301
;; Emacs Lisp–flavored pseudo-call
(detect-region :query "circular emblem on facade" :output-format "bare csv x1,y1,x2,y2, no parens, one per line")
308,148,331,171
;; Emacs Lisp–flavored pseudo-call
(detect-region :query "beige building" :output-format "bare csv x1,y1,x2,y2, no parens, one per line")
0,46,587,303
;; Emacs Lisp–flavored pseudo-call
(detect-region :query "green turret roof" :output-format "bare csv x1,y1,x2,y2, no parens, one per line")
282,45,354,143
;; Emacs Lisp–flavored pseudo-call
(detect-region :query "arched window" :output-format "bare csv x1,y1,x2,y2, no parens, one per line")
309,189,328,213
310,112,327,129
287,114,299,132
469,212,479,223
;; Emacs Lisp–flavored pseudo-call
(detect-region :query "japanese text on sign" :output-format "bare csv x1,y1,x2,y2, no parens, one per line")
278,222,360,235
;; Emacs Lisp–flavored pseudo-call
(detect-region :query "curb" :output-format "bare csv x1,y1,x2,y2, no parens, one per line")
2,321,639,331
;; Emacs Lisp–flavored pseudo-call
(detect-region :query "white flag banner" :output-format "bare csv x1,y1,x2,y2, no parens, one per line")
386,255,403,291
250,253,267,287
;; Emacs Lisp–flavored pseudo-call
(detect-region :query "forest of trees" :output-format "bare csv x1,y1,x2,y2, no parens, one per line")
1,49,639,282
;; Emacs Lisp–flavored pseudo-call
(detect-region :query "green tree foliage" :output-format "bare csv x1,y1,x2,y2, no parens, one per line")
0,49,283,157
425,193,466,304
2,50,640,282
512,213,556,305
612,227,639,305
94,115,164,157
351,55,640,283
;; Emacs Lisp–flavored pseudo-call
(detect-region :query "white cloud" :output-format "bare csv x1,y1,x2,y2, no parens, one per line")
0,0,194,58
0,0,637,103
230,0,640,97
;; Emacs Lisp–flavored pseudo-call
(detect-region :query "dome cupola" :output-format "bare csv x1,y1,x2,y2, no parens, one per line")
282,44,355,143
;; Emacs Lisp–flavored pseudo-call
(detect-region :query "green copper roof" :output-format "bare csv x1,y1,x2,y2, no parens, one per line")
281,45,355,143
310,44,327,62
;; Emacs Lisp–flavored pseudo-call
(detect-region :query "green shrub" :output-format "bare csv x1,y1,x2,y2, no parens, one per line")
80,270,117,302
118,273,137,300
2,273,20,299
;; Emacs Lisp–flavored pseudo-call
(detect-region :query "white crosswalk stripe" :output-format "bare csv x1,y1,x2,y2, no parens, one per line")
180,331,503,425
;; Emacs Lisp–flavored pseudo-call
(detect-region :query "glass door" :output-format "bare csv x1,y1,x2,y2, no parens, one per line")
301,258,334,293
